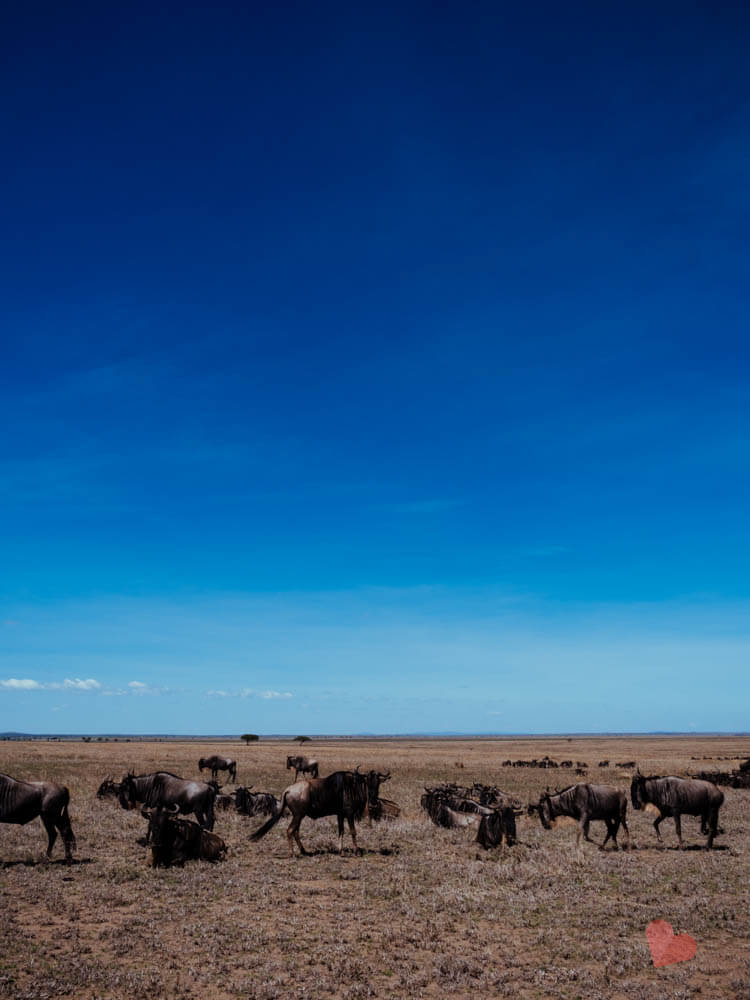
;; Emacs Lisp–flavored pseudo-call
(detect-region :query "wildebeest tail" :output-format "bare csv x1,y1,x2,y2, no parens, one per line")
250,793,287,841
59,790,77,850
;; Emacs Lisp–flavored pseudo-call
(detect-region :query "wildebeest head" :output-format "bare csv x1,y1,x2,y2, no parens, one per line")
118,772,138,810
365,769,390,809
198,758,208,772
630,771,646,810
537,791,553,829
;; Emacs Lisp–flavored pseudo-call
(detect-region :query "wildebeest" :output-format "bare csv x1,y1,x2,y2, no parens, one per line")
421,785,491,829
286,755,319,780
141,805,227,867
476,807,518,849
198,755,237,783
0,772,76,862
630,771,724,848
235,786,279,817
251,768,381,855
96,777,121,799
535,784,629,850
119,771,216,830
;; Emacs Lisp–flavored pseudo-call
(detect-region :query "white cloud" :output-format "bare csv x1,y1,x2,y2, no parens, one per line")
62,678,100,690
261,690,292,700
1,678,42,690
206,689,230,697
128,681,147,689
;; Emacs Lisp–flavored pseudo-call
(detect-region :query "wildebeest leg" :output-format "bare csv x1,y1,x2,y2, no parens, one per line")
674,813,684,847
706,809,717,849
347,815,360,855
601,819,616,850
41,813,58,858
620,816,630,849
582,817,593,843
287,817,306,856
653,813,664,843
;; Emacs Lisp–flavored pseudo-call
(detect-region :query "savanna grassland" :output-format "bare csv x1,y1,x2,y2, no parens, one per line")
1,736,749,1000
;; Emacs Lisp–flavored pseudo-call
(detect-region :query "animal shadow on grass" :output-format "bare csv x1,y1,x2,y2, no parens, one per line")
629,843,729,852
1,857,93,868
276,845,399,858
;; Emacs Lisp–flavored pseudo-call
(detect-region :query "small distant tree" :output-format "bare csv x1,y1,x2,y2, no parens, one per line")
241,733,259,744
294,735,311,743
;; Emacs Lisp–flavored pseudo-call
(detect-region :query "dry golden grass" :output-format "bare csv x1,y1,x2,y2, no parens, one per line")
1,735,749,999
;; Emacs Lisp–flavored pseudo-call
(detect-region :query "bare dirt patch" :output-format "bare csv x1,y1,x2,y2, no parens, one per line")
2,735,749,998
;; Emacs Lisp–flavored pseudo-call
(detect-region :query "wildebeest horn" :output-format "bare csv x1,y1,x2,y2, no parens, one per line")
169,803,180,814
140,806,152,819
355,765,361,774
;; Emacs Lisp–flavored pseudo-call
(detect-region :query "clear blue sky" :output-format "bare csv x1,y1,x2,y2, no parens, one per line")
2,3,749,734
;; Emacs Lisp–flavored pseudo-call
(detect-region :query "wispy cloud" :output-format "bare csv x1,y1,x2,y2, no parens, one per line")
1,677,100,691
206,687,293,700
128,680,169,696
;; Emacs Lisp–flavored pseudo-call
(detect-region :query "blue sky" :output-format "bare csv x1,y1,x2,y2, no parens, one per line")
2,3,749,734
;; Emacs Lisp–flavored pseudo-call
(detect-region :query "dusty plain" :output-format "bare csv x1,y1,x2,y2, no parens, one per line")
1,735,749,1000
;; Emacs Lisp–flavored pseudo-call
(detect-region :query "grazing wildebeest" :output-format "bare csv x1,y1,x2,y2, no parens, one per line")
0,772,76,862
96,777,121,799
235,787,280,817
630,771,724,848
476,806,518,849
536,784,629,850
141,805,227,867
251,769,373,855
119,772,216,830
198,755,237,783
286,755,319,780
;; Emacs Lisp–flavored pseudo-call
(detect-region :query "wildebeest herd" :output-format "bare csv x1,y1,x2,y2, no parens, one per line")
1,755,738,867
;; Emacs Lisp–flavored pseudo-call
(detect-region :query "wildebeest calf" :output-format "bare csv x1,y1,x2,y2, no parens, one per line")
141,806,227,867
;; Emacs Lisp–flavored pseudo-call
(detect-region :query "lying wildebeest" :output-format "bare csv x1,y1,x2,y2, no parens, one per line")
0,772,76,862
535,784,629,850
286,755,319,780
476,806,518,849
141,805,227,867
235,787,279,817
96,777,121,799
251,768,384,855
119,771,216,830
630,771,724,848
206,782,236,811
421,786,490,829
198,755,237,783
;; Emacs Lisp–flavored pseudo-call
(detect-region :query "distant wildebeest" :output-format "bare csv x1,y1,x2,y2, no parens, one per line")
96,777,121,799
598,760,610,768
0,772,76,862
251,768,384,855
141,805,227,867
630,771,724,848
535,784,629,850
235,787,279,817
286,755,319,780
198,755,237,783
476,806,518,849
119,771,216,830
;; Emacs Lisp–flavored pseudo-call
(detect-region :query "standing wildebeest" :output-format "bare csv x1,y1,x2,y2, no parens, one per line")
141,806,227,867
286,755,319,780
0,772,76,862
198,755,237,783
630,771,724,848
119,772,216,830
251,768,382,855
535,784,629,850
